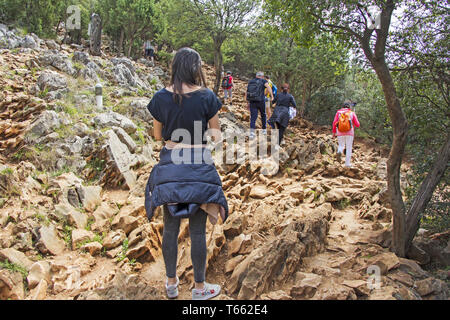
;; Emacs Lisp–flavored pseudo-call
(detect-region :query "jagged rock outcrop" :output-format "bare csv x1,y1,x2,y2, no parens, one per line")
228,203,332,299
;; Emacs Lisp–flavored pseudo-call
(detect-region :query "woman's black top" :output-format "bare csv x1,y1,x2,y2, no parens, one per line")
147,88,222,145
273,92,297,108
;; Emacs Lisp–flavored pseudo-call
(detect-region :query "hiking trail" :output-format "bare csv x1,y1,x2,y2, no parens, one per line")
0,30,448,300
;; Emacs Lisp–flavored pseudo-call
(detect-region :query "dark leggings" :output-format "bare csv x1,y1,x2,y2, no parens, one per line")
275,123,286,144
250,101,267,130
162,205,207,283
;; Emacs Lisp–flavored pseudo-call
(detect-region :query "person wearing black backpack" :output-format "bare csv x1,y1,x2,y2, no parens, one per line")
245,71,273,139
221,71,233,106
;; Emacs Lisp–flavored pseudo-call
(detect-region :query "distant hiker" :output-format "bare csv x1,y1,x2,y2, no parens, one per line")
221,71,233,106
332,100,360,167
143,38,155,65
145,47,228,300
245,71,273,139
264,75,277,118
268,83,297,145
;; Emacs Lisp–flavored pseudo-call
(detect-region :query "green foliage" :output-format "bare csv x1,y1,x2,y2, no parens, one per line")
62,224,74,248
0,259,28,280
116,238,129,262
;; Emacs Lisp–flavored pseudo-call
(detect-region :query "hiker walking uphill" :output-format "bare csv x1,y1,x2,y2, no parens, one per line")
332,100,360,168
264,75,277,119
245,71,273,139
221,71,233,106
145,48,228,300
268,83,297,145
143,38,155,65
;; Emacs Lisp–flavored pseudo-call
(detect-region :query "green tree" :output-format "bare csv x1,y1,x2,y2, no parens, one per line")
96,0,157,56
266,0,450,257
185,0,258,94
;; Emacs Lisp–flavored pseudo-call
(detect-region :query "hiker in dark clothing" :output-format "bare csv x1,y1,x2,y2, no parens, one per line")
268,83,297,145
245,71,273,139
146,47,227,300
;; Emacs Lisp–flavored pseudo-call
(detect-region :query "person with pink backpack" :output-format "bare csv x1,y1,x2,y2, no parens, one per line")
332,100,360,167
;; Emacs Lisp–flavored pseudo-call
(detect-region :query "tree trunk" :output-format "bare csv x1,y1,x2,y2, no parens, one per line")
89,14,102,56
127,35,135,57
405,133,450,251
300,81,308,117
213,37,224,95
372,58,409,257
118,28,124,55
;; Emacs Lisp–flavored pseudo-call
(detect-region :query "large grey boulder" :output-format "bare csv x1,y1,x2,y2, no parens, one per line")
20,35,38,49
99,129,139,189
129,98,152,123
72,51,90,65
0,248,34,271
80,61,100,81
36,224,66,255
36,70,68,92
92,111,137,134
111,57,149,89
38,50,77,76
111,57,136,73
26,110,65,139
113,126,137,153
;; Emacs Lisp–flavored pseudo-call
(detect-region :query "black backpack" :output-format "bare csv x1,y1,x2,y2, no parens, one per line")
246,78,265,102
221,76,230,88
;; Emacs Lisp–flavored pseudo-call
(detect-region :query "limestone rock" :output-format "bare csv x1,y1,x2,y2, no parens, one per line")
249,186,274,199
36,225,66,255
223,212,248,239
229,204,330,299
0,270,24,300
80,242,103,256
0,248,34,271
38,50,77,76
325,189,347,202
27,261,51,289
99,129,138,189
290,272,322,298
113,126,137,153
260,290,292,300
129,98,153,123
28,279,48,300
111,214,139,235
225,255,245,274
314,283,357,300
71,229,95,250
342,279,370,296
54,203,88,229
228,234,252,256
103,230,126,250
368,252,400,275
27,110,65,139
77,270,158,300
92,111,137,134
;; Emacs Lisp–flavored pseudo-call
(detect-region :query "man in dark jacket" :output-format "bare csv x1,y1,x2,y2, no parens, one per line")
245,71,273,139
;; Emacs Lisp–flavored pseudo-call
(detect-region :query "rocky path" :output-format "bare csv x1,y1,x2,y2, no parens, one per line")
0,25,448,300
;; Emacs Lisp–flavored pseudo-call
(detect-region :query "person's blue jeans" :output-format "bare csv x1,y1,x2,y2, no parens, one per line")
249,101,266,130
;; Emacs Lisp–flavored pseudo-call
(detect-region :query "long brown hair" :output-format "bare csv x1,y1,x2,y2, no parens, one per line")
170,47,207,104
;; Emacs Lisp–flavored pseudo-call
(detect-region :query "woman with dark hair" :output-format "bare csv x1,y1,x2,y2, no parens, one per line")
145,47,228,300
268,83,297,145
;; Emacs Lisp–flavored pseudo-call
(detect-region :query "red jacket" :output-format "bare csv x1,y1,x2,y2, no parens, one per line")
223,75,233,89
332,108,360,136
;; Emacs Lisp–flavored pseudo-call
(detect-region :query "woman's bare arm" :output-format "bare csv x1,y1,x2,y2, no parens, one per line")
208,113,222,142
153,119,163,141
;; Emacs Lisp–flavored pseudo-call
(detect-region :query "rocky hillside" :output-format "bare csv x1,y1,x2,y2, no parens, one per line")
0,25,448,300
